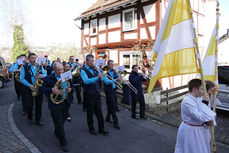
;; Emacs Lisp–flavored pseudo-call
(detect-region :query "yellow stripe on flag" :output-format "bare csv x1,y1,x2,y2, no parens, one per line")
162,0,192,42
148,0,199,93
148,48,199,93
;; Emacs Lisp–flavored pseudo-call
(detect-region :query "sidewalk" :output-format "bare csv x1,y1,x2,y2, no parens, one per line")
0,104,31,153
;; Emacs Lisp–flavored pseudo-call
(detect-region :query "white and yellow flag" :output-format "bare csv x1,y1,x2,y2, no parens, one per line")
202,25,218,85
148,0,200,93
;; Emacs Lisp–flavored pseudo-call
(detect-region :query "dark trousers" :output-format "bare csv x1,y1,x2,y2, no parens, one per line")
19,83,26,112
24,87,43,121
131,92,145,117
114,91,119,110
74,85,82,104
66,101,71,118
14,78,21,98
84,93,104,131
105,90,118,125
50,109,67,146
83,92,86,110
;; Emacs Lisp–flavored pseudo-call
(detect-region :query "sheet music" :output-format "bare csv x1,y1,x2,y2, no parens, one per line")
61,70,72,82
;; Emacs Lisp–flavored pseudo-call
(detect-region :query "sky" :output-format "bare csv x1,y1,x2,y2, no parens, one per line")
0,0,97,48
0,0,228,48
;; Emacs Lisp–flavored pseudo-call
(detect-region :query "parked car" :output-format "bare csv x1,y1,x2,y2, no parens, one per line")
217,65,229,111
0,57,9,88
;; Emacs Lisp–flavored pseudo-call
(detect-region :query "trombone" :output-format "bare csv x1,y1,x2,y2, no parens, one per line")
118,70,138,94
101,66,123,90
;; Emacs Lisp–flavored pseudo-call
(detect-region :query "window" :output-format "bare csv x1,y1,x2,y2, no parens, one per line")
123,55,130,69
123,8,134,31
90,20,97,36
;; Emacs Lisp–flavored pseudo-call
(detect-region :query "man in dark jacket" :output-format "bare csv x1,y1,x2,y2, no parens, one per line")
42,62,74,152
129,65,147,120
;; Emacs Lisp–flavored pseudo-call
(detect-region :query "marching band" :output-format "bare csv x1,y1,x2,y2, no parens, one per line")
10,52,217,153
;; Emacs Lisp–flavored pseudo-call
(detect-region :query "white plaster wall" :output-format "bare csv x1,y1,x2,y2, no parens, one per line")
143,3,156,23
108,31,120,42
99,18,106,31
109,50,118,63
108,14,120,29
99,33,106,44
124,33,137,40
219,39,229,64
91,37,97,46
84,23,89,35
140,28,147,39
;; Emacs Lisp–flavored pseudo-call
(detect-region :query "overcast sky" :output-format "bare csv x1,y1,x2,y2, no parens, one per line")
0,0,228,48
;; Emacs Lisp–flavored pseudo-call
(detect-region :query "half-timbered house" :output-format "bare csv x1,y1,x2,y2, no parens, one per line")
75,0,216,89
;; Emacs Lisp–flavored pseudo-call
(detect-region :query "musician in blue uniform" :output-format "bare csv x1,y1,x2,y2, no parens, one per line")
10,56,21,100
72,58,82,104
103,60,121,129
80,54,108,136
129,65,147,120
42,62,74,152
20,53,47,126
10,54,27,116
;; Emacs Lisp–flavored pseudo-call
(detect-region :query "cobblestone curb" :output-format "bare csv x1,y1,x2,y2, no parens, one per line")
8,103,41,153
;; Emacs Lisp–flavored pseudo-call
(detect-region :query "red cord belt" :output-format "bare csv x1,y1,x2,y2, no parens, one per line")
183,121,204,127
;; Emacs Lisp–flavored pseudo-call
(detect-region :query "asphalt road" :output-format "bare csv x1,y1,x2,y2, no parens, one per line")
1,80,229,153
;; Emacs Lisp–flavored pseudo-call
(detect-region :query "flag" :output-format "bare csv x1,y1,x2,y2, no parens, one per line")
148,0,200,93
202,25,219,92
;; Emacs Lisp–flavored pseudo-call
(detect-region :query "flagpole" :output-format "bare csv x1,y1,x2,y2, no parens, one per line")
188,1,216,151
210,1,220,153
187,0,207,95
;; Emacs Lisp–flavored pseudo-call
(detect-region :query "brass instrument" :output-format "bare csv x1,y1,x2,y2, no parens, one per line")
15,65,23,82
119,70,138,94
32,64,43,97
50,79,70,104
102,66,123,90
72,66,81,77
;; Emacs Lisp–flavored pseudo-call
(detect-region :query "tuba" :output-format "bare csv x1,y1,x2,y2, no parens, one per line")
32,64,43,96
50,79,70,104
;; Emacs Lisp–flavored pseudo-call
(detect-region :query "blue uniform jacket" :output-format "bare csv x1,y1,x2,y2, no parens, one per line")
129,72,147,93
42,73,74,110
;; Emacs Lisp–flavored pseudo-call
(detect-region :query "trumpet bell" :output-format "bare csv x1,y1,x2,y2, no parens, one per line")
120,70,127,77
102,66,109,73
37,80,43,87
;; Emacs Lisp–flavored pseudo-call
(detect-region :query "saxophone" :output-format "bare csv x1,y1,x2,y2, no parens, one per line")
32,64,43,96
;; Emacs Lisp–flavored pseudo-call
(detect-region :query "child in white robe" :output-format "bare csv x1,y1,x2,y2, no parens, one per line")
174,79,216,153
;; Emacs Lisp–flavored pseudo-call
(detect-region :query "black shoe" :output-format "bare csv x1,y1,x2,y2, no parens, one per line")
61,145,70,152
140,116,147,120
35,121,43,126
105,118,113,123
89,129,97,135
66,117,71,122
131,116,139,120
99,129,109,136
27,120,32,125
21,112,26,116
114,124,120,129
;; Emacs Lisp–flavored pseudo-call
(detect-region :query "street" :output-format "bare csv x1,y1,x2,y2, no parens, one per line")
1,80,229,153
